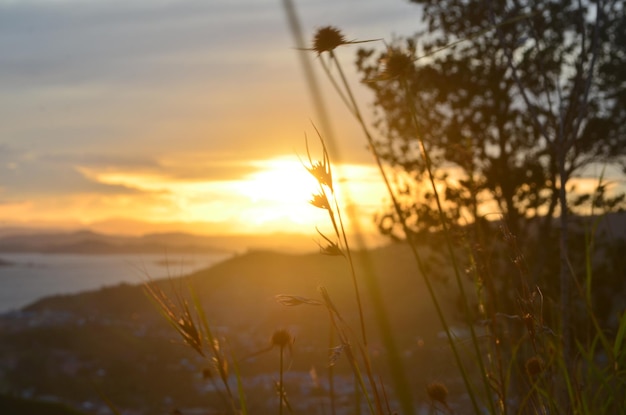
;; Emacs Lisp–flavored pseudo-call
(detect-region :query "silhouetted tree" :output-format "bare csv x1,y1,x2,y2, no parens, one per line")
357,0,624,240
355,0,625,362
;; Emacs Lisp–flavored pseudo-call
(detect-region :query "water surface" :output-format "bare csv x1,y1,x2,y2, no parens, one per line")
0,252,231,313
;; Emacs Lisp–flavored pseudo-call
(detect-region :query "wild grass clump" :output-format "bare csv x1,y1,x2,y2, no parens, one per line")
144,3,626,414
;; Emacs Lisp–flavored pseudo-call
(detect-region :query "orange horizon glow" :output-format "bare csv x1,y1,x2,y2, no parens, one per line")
0,156,389,237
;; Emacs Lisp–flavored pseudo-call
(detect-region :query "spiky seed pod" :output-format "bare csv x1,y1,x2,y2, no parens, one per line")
313,26,346,54
426,381,449,405
307,161,333,190
381,50,415,80
271,329,294,349
319,241,343,256
525,356,544,378
310,193,330,209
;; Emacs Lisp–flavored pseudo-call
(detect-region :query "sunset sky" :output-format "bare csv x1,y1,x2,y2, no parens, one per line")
0,0,420,236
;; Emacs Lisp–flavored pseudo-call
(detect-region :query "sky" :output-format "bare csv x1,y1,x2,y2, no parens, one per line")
0,0,421,236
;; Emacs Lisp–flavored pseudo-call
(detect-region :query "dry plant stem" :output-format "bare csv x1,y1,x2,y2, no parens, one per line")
308,137,384,414
281,6,398,411
324,48,482,414
492,3,602,390
281,6,384,409
465,238,508,413
188,282,239,412
328,313,337,415
283,14,378,409
279,345,285,415
320,287,377,415
325,51,423,414
227,342,248,415
281,0,335,142
306,132,369,350
402,78,498,414
144,281,241,414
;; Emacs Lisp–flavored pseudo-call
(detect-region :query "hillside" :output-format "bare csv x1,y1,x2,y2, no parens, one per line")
0,216,623,414
0,243,459,414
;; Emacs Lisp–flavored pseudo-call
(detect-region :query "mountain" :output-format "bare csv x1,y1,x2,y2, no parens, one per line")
0,229,325,255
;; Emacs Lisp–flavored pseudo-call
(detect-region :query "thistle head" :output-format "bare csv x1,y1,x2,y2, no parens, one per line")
271,329,294,350
525,356,544,378
380,49,415,80
426,381,449,405
313,26,346,55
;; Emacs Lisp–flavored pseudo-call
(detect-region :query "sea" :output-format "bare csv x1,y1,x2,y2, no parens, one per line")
0,252,232,313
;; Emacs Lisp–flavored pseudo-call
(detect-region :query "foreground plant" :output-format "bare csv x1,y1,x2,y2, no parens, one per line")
141,3,625,414
144,280,247,414
286,3,626,411
271,329,294,415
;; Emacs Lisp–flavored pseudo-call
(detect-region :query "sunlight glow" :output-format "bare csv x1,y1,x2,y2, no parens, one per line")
74,157,387,234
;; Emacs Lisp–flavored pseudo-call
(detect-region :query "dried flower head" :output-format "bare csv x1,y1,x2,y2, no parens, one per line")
271,329,294,349
302,124,334,192
318,240,343,256
315,228,344,257
525,356,544,378
310,192,330,210
306,26,380,55
380,49,415,80
426,381,449,405
144,282,204,357
308,161,333,189
313,26,346,54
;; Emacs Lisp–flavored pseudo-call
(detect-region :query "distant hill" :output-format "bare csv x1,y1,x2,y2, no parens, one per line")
1,215,624,414
0,229,327,255
0,243,454,414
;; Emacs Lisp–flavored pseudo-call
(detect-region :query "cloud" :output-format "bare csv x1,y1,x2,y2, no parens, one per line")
0,0,282,90
0,0,423,232
0,0,417,165
0,146,149,198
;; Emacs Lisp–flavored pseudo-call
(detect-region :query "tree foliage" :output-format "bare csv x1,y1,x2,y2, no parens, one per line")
356,0,625,240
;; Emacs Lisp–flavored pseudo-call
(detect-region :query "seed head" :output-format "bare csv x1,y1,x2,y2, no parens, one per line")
308,161,333,190
313,26,346,55
380,50,415,80
426,381,449,405
202,367,212,380
271,329,294,349
525,356,544,378
310,193,330,210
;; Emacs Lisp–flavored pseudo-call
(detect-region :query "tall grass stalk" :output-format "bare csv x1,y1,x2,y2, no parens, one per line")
304,25,483,413
304,133,385,414
400,73,498,414
142,6,626,414
272,331,289,415
283,2,414,411
144,279,243,414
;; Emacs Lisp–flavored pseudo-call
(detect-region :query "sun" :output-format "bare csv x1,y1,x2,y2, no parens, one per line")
74,154,386,235
230,157,388,235
230,157,327,229
235,158,319,204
